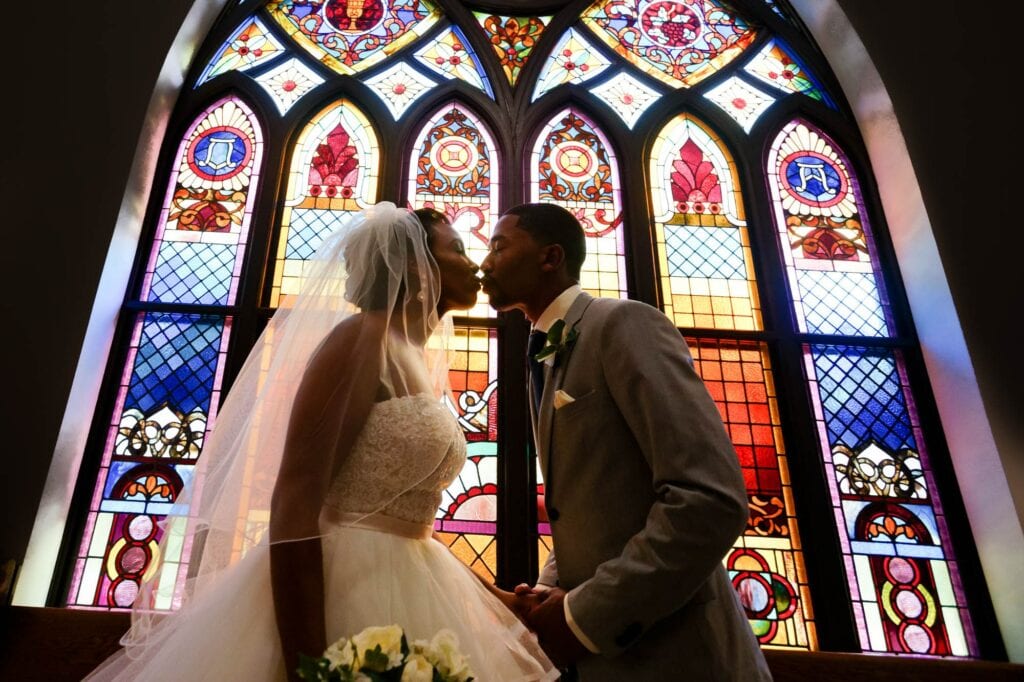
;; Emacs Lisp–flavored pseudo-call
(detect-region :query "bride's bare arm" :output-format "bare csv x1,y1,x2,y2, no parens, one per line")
270,318,381,680
431,531,541,623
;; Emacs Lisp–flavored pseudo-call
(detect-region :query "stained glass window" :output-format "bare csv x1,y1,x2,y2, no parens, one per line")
68,313,232,609
531,108,627,299
364,61,438,119
582,0,758,88
195,15,284,86
408,102,499,318
141,98,263,307
267,0,440,75
649,113,761,330
58,0,991,662
687,337,814,648
272,99,380,306
414,26,493,97
803,345,973,655
474,13,551,86
435,327,500,580
767,120,890,337
744,39,833,106
532,27,612,102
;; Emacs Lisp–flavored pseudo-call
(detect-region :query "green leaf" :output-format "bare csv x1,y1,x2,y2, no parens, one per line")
363,645,390,672
546,319,566,345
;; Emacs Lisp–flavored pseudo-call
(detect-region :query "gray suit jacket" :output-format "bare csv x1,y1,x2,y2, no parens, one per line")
531,292,772,681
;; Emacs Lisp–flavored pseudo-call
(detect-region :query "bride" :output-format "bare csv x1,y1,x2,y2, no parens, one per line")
86,202,557,681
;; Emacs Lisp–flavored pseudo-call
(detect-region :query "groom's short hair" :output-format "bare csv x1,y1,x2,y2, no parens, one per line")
503,203,586,279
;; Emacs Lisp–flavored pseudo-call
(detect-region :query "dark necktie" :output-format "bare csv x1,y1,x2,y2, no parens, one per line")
527,329,547,415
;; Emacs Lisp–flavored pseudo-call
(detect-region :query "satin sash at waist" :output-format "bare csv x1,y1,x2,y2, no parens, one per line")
320,508,433,540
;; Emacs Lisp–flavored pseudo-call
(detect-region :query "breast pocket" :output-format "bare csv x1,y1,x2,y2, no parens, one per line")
551,387,597,421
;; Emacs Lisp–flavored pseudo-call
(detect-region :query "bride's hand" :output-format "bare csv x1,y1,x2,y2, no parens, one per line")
497,583,550,625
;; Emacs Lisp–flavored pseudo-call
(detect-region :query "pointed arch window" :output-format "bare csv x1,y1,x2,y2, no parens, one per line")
50,0,998,662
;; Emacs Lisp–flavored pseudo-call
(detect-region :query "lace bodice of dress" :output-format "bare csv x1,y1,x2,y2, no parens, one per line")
322,394,465,526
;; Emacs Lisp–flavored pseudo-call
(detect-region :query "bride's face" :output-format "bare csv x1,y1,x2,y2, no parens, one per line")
428,218,481,315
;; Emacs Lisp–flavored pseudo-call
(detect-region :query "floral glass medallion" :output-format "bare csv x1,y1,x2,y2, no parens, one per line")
363,61,438,119
474,13,551,86
581,0,757,88
414,26,494,97
254,57,326,114
268,0,440,75
532,27,612,101
590,71,662,128
196,15,285,87
703,75,776,132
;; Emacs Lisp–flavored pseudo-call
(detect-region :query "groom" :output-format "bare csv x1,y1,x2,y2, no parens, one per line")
481,203,771,681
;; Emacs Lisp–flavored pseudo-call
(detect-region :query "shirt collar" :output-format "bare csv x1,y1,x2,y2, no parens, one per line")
533,284,583,334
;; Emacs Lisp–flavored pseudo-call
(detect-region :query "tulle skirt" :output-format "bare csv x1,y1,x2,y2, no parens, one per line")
85,521,558,681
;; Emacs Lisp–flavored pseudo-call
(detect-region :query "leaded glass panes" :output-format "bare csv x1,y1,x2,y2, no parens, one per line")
267,0,440,75
531,108,627,299
650,113,762,330
581,0,757,88
141,98,264,307
195,15,285,86
436,327,499,580
271,99,380,306
408,102,499,318
414,26,493,97
532,27,612,102
686,337,816,649
474,13,551,86
767,120,891,337
68,313,232,609
59,0,988,660
803,345,975,656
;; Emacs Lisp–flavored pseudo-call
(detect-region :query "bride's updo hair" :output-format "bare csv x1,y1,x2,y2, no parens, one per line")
342,205,435,311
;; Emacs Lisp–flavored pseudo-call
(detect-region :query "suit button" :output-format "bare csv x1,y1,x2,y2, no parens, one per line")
547,507,560,521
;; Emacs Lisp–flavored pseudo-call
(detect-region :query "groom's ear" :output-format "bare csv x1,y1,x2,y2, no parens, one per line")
538,243,566,272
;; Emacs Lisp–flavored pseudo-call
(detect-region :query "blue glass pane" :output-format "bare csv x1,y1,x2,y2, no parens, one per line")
811,345,915,452
126,313,225,415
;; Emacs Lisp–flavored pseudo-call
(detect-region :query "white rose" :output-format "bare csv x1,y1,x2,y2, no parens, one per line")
400,653,435,682
351,624,406,671
323,638,355,671
425,630,473,681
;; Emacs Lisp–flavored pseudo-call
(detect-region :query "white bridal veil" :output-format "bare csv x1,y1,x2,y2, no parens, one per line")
119,201,455,657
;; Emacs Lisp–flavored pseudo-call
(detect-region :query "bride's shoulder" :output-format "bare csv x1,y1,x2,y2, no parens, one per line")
312,313,387,366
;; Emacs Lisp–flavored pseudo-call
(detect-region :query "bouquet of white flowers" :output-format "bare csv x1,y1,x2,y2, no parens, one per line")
297,624,475,682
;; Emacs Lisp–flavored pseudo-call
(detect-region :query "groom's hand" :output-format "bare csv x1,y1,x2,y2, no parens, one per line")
523,587,590,668
495,584,548,624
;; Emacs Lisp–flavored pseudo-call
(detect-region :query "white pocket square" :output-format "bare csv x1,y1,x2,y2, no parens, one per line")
553,389,575,409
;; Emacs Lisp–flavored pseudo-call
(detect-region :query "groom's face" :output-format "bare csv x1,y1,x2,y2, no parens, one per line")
480,215,543,312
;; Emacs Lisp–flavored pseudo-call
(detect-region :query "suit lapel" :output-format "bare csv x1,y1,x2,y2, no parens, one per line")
538,292,594,489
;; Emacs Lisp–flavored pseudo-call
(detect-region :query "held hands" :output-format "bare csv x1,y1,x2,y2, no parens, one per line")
510,585,590,668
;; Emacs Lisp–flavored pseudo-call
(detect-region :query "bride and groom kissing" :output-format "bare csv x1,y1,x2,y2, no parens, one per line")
86,202,770,681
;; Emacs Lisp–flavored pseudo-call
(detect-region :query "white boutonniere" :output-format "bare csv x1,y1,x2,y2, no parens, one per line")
533,318,580,367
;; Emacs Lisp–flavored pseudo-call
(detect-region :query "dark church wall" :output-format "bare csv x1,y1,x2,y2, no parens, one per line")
2,0,1019,593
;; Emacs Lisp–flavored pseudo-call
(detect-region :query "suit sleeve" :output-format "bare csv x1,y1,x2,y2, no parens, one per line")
566,302,748,656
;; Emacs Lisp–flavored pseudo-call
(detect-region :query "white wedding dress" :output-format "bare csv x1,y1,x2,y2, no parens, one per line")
87,394,557,681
